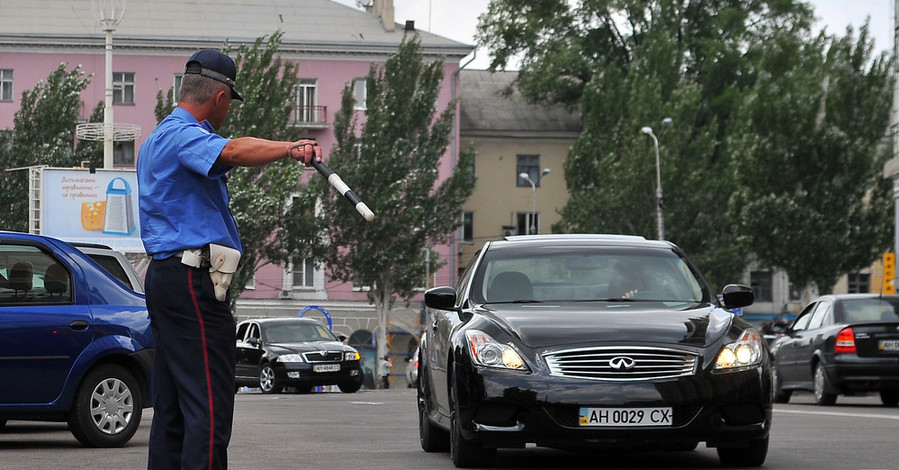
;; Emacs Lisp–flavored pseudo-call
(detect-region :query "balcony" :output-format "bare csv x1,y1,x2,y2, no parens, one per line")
290,105,329,130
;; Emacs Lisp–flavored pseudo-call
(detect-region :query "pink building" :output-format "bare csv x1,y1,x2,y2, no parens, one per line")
0,0,474,362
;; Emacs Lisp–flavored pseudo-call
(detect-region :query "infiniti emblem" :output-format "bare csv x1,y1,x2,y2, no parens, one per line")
609,356,636,371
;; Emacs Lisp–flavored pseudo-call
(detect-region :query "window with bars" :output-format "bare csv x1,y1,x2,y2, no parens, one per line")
0,69,12,102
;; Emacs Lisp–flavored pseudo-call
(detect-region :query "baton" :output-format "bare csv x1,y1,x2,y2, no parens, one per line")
293,141,375,221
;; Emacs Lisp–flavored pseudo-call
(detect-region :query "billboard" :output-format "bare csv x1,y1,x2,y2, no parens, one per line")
40,168,144,253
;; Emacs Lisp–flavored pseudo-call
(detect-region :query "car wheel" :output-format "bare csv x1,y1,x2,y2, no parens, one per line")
773,367,791,404
813,363,836,406
881,390,899,407
67,364,142,447
418,365,449,452
450,370,495,468
338,381,362,393
258,364,282,394
716,436,768,467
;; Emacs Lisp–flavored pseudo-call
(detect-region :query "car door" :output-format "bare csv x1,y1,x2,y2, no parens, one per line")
235,322,253,380
0,244,93,404
775,303,816,383
782,300,832,385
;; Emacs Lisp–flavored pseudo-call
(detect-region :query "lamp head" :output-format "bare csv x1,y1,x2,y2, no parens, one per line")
641,127,654,136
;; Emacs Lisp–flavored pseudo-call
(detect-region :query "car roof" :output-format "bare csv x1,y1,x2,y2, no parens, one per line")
494,234,675,250
814,293,899,302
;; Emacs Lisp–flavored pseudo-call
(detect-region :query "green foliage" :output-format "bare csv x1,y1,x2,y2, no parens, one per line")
729,24,893,293
480,0,892,292
323,35,476,302
0,63,92,231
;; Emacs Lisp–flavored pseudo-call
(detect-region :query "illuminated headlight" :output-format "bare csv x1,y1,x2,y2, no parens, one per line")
277,354,305,363
465,330,528,371
715,329,763,371
345,351,360,361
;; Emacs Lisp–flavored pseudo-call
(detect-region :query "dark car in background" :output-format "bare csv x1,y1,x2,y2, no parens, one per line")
770,294,899,406
235,318,363,394
418,235,770,468
0,231,153,447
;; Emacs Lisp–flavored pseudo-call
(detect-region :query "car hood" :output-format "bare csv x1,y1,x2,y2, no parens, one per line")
267,341,349,354
477,302,734,349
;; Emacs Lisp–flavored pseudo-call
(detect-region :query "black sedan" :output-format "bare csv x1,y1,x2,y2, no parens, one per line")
770,294,899,406
418,235,770,468
235,318,363,394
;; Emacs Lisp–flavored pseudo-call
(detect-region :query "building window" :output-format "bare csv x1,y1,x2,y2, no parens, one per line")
290,258,315,289
847,273,870,294
750,270,773,302
113,141,135,167
113,72,135,105
0,69,12,102
173,74,184,102
517,212,539,236
295,79,318,122
516,154,540,187
460,212,473,243
353,78,366,110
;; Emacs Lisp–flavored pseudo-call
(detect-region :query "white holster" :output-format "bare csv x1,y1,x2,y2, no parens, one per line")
208,244,241,301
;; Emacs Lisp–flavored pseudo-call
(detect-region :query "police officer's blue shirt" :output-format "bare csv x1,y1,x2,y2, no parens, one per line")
137,107,243,259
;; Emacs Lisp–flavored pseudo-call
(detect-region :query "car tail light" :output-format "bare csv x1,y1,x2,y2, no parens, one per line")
834,328,856,354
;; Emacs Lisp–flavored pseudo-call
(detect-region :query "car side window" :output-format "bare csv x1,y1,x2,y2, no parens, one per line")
248,324,260,341
806,301,831,330
0,244,72,305
791,303,816,331
236,323,249,342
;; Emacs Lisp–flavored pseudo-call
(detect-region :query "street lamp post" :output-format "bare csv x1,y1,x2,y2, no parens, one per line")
92,0,126,170
640,118,672,241
518,168,550,235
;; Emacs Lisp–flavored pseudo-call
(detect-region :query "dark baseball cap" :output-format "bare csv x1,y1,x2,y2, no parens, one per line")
184,49,243,101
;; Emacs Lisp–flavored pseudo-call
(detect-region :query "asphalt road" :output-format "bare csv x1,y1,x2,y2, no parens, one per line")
1,388,896,469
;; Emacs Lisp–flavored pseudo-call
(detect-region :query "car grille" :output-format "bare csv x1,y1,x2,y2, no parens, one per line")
543,346,698,381
302,351,344,363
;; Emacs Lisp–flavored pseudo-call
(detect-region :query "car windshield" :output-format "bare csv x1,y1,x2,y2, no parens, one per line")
264,323,337,343
838,298,899,323
472,246,707,304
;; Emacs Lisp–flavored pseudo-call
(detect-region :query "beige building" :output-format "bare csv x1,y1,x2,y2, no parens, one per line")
457,70,581,272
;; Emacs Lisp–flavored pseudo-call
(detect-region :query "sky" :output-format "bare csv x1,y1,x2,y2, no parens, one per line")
332,0,894,70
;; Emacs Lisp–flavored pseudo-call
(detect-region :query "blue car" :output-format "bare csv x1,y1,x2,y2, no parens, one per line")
0,231,153,447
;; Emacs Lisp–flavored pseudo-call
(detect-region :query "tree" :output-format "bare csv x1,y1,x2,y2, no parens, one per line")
475,1,895,291
0,63,93,232
322,35,475,375
729,24,893,295
153,32,320,309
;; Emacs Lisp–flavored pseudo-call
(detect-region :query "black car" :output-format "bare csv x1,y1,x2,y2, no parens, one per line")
418,235,770,467
770,294,899,406
235,318,363,393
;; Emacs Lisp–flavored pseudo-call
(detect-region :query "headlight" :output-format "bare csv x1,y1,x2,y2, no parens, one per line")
465,330,528,371
715,329,763,371
277,354,305,363
345,351,360,361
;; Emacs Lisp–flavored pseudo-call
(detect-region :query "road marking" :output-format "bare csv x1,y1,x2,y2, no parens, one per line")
775,408,899,421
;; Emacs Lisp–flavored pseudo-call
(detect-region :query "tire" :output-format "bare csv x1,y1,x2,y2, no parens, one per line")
813,363,837,406
338,380,362,393
418,365,449,453
450,370,495,468
881,390,899,407
773,368,792,404
717,436,769,467
67,364,142,447
258,364,283,394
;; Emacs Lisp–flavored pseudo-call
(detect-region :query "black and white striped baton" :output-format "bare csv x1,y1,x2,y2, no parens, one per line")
311,159,375,221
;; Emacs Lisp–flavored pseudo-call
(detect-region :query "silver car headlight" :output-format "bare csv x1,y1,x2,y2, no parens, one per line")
277,354,305,363
344,351,360,361
465,329,528,371
715,329,763,371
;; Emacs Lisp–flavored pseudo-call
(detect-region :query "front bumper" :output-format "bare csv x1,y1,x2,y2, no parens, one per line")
454,363,772,450
275,361,363,388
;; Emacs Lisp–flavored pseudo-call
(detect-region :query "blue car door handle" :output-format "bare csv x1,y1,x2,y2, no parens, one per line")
69,320,89,331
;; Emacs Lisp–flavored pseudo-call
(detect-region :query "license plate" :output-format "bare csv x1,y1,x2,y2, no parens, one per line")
579,407,672,427
313,364,340,373
879,340,899,352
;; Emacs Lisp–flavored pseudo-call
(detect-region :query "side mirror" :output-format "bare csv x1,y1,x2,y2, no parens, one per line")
721,284,754,309
247,337,261,347
424,286,457,311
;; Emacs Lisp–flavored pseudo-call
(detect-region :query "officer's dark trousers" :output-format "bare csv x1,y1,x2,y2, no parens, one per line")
146,257,236,470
